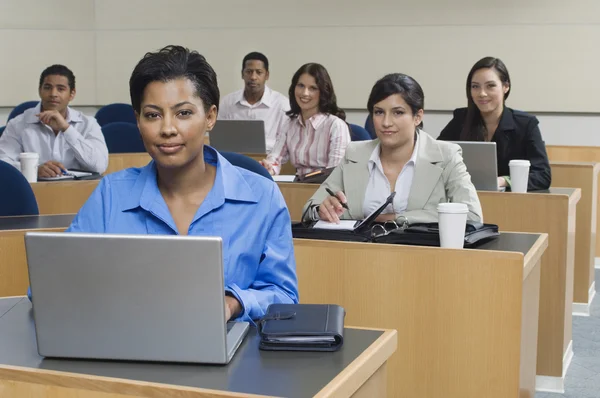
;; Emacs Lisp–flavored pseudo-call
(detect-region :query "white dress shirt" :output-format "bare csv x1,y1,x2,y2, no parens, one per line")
267,113,351,176
0,103,109,173
218,86,290,153
362,134,420,217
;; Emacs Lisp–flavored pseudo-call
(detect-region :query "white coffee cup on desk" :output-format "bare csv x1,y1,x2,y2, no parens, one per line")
19,152,39,183
437,202,469,249
509,159,530,193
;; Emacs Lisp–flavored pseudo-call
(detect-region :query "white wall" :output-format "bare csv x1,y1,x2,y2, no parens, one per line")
1,1,599,145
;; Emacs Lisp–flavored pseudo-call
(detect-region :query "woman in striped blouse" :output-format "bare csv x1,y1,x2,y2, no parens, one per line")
260,63,351,176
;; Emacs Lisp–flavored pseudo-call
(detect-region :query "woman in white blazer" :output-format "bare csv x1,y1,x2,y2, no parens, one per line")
303,73,483,226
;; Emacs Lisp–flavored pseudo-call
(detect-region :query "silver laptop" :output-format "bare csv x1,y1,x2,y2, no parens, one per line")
209,120,266,154
25,232,249,364
450,141,499,191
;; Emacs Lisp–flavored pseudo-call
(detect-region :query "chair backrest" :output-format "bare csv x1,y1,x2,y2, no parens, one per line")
364,114,376,139
0,126,5,137
95,103,137,127
8,101,38,122
219,151,273,181
349,123,372,141
0,160,39,216
101,122,146,153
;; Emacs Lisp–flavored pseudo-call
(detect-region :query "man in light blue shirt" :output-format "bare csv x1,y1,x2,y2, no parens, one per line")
67,45,298,322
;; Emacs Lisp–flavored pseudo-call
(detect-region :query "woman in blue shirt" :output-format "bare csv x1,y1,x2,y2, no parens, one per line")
67,45,298,322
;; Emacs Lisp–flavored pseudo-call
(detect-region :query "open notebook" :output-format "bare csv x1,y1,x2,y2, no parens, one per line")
313,191,396,231
38,170,96,181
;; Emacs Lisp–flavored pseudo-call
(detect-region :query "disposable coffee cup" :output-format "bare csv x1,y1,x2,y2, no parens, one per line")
19,152,39,183
509,159,530,193
437,202,469,249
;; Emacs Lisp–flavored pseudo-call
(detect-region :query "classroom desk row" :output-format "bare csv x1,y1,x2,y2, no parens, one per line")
0,214,546,397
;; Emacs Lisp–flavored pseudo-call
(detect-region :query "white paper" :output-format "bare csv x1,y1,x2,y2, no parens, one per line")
38,170,93,181
313,220,358,231
273,175,295,182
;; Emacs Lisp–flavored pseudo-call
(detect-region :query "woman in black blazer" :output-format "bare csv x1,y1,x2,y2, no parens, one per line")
438,57,551,191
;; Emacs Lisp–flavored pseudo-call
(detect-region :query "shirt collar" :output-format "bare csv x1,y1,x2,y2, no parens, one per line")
368,132,419,169
119,146,259,213
237,85,273,108
297,112,327,129
24,103,82,124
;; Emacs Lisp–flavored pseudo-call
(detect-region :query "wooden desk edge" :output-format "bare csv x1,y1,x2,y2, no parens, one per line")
0,364,274,398
550,161,600,170
0,227,68,235
314,329,397,398
522,233,549,280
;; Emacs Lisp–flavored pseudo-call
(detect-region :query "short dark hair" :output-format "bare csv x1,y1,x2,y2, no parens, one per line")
242,52,269,72
462,56,511,141
39,64,75,90
129,45,219,114
367,73,424,128
287,63,345,121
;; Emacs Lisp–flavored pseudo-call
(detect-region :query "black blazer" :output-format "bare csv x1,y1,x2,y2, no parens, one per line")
438,107,551,191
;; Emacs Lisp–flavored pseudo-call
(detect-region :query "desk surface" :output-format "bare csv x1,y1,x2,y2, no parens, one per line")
0,298,387,398
0,214,75,231
474,232,539,254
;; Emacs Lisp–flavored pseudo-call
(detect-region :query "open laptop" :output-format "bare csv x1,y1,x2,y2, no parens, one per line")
209,120,266,154
450,141,500,191
24,232,249,364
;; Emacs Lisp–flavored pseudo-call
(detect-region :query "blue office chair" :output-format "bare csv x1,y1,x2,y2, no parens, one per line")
7,101,38,122
101,122,146,153
219,151,273,181
364,114,376,139
0,126,5,137
349,123,372,141
95,103,137,127
0,160,39,216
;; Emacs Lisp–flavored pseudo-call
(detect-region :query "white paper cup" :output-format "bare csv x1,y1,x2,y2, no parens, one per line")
19,152,39,183
437,203,469,249
509,159,530,193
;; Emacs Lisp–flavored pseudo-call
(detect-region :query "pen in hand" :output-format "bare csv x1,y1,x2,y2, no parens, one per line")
325,188,349,210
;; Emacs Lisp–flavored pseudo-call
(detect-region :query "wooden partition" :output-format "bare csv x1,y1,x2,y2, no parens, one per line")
550,162,599,313
547,145,600,258
478,189,579,387
295,233,547,398
105,153,151,175
31,181,97,215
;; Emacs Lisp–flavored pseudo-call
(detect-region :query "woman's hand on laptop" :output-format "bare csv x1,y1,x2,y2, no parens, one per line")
497,176,508,188
225,295,242,321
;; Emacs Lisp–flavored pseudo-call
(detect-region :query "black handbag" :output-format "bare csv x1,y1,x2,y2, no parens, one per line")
293,167,335,184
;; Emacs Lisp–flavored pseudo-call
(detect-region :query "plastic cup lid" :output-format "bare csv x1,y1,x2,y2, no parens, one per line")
19,152,39,159
509,159,530,167
437,202,469,214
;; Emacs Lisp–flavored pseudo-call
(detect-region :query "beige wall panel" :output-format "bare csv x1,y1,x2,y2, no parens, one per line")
0,30,96,106
0,0,94,30
94,0,600,29
95,25,600,112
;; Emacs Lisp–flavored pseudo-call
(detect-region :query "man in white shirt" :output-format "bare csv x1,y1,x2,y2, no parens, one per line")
0,64,108,178
218,52,289,153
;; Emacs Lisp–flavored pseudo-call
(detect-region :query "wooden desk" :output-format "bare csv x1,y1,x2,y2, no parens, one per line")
550,162,599,314
0,298,396,398
547,145,600,258
0,215,74,297
31,180,97,215
478,188,579,391
105,153,151,175
295,232,546,398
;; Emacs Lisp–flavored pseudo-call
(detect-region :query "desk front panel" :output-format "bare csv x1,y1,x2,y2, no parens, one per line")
295,234,546,398
478,189,578,379
547,145,600,258
550,162,599,307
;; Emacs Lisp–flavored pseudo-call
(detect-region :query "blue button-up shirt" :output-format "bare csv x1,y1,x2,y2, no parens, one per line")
67,146,298,322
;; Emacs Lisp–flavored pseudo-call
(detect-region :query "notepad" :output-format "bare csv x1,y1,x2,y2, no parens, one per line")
38,170,93,181
313,220,359,230
273,175,295,182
